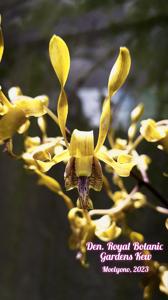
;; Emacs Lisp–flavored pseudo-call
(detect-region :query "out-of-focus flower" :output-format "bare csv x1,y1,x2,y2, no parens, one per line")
159,127,168,152
159,267,168,295
0,18,49,143
131,103,144,123
34,35,135,209
68,207,95,266
112,190,146,209
93,215,121,241
140,119,167,142
68,208,122,265
0,86,49,142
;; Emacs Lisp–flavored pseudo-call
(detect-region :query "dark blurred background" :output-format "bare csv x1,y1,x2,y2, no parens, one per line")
0,1,168,299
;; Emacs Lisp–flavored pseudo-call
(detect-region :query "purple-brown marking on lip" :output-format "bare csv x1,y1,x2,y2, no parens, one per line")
77,176,89,209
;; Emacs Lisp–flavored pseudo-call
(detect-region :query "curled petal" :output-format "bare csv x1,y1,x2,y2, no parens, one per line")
13,95,48,117
69,129,94,157
32,140,60,160
53,148,70,164
35,149,70,172
24,136,41,151
8,86,23,101
94,215,121,242
108,47,131,98
140,119,166,142
0,15,4,62
49,35,70,87
69,129,94,176
96,150,135,177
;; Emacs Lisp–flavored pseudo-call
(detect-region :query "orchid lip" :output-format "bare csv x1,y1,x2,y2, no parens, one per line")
77,176,89,210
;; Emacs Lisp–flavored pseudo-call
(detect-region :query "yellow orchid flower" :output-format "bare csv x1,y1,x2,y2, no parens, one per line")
0,17,49,142
93,215,121,242
159,267,168,296
22,136,65,170
34,35,135,209
140,119,167,142
68,207,95,266
0,86,49,142
68,208,122,265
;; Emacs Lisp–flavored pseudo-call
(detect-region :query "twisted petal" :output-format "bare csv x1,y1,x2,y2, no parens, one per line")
49,35,70,87
94,97,111,153
57,90,69,147
95,47,131,153
0,15,4,62
49,35,70,147
108,47,131,98
96,150,135,177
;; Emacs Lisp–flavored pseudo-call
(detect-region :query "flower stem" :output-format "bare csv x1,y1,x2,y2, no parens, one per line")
45,107,71,136
127,134,144,153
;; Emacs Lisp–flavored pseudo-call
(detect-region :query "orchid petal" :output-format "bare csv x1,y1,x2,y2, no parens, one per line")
96,150,135,177
95,47,131,153
49,35,70,87
13,95,48,117
140,119,166,142
0,106,26,141
108,47,131,98
35,149,70,172
94,97,111,153
49,35,70,147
